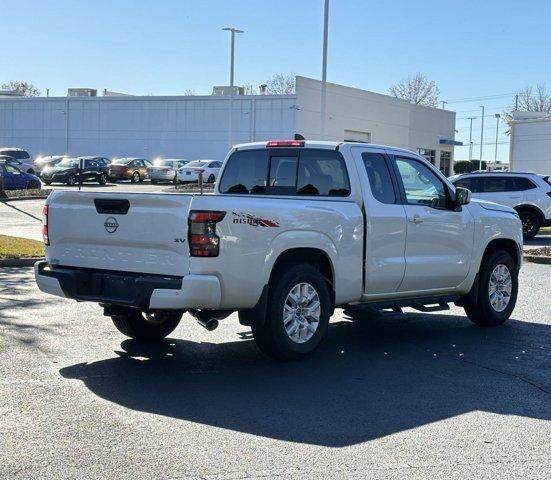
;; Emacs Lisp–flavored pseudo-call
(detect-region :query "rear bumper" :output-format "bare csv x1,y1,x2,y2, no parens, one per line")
34,261,221,310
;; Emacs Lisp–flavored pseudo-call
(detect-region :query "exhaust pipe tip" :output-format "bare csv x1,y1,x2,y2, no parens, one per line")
189,310,220,331
200,318,219,331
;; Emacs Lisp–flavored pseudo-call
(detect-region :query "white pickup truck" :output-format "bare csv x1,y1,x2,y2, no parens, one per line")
36,140,523,360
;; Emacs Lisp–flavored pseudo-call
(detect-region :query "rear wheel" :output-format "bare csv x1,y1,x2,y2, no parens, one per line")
131,171,140,183
518,210,540,240
463,250,518,326
207,174,215,183
67,174,77,186
251,263,330,360
98,173,108,185
111,309,182,341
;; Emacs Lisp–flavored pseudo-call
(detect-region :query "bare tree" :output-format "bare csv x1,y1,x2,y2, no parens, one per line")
1,81,40,96
389,73,439,107
503,84,551,124
266,74,295,95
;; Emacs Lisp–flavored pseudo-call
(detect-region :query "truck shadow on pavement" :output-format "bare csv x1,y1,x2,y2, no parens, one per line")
60,312,551,447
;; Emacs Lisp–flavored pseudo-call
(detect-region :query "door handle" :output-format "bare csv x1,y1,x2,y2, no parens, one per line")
409,214,423,224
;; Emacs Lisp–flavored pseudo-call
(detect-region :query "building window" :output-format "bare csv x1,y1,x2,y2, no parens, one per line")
440,151,451,176
417,148,436,165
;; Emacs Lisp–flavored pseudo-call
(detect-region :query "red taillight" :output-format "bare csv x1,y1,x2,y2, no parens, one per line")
42,205,49,245
194,168,205,173
188,210,226,257
266,140,305,148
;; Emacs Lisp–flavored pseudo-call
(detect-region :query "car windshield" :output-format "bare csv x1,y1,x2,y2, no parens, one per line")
186,160,209,168
57,158,79,167
112,159,131,165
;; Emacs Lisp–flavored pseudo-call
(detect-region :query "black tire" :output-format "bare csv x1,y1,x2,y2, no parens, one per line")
131,171,140,183
111,309,182,341
518,210,540,240
151,179,158,185
43,180,51,186
464,250,518,326
207,174,215,183
98,173,108,185
251,263,331,361
27,169,35,175
67,174,77,186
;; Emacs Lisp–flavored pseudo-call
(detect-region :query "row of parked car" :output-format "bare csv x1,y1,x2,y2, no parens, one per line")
0,147,223,188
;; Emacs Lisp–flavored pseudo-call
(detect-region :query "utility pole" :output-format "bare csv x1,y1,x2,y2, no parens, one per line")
468,117,475,160
222,27,244,148
320,0,329,140
494,113,501,164
515,94,519,110
479,106,485,170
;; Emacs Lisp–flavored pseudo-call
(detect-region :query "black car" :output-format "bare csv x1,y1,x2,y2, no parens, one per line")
40,157,110,185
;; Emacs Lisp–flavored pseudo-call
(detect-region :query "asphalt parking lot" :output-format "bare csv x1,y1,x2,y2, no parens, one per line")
1,262,550,479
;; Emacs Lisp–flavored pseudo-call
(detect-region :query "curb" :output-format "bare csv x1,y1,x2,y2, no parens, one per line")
0,257,43,268
524,255,551,265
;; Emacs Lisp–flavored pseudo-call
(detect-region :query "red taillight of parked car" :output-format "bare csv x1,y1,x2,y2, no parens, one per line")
188,210,226,257
194,168,205,174
42,205,50,245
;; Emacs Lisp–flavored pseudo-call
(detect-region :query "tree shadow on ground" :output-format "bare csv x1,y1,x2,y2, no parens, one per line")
60,312,551,447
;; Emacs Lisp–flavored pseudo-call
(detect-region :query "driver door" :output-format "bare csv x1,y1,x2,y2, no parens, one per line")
392,155,474,292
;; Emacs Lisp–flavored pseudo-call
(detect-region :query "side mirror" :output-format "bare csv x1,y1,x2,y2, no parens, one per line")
455,187,472,206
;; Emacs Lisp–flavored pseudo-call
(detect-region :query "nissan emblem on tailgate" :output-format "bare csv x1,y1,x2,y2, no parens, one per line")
104,217,119,233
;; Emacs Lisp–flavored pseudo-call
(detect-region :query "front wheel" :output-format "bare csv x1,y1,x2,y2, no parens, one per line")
464,250,518,326
519,210,540,240
111,309,182,341
98,173,108,185
207,174,215,183
131,171,140,183
67,174,77,186
252,263,331,360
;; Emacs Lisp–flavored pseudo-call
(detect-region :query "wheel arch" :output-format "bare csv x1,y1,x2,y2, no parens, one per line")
514,204,545,224
269,247,336,312
482,238,521,271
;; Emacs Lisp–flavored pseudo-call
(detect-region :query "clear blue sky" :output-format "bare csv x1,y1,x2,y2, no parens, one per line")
3,0,551,163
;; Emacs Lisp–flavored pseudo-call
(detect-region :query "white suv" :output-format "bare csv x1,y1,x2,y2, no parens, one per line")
450,172,551,239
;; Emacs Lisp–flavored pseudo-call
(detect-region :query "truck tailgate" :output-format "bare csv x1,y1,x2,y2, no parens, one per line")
46,191,193,277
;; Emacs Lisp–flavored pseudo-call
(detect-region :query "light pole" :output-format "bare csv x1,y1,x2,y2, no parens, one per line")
467,117,475,161
494,113,501,164
320,0,329,140
479,105,485,170
222,27,244,148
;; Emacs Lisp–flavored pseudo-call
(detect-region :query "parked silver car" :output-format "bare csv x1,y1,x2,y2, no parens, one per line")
147,159,189,184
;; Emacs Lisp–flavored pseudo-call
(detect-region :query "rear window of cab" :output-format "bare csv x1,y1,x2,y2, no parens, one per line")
219,148,351,197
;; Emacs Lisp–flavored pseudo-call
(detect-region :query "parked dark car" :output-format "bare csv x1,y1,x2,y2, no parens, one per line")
33,155,67,174
40,157,110,185
0,158,41,190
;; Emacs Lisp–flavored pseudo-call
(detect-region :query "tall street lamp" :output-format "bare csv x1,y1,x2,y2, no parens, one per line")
494,113,501,164
479,105,485,170
222,27,244,148
320,0,329,140
467,117,475,161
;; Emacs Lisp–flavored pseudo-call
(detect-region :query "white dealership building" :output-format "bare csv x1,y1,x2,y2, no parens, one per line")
509,111,551,174
0,76,459,174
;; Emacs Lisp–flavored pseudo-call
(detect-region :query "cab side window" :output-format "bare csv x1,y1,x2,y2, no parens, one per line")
395,157,447,209
361,152,396,204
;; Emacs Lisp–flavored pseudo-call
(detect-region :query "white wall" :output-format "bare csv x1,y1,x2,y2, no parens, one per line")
294,76,456,169
510,118,551,174
0,95,296,160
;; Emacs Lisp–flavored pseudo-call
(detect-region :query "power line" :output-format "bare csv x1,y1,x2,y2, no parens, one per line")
443,93,516,104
